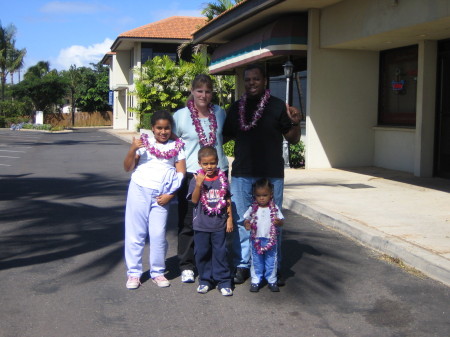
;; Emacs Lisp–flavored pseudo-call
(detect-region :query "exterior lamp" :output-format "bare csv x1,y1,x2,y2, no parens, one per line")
283,60,294,78
283,60,294,104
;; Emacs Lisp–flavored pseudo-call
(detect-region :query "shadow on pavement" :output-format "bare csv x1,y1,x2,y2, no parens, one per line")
0,173,128,280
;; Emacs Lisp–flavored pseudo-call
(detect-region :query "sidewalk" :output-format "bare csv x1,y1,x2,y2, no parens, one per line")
104,128,450,287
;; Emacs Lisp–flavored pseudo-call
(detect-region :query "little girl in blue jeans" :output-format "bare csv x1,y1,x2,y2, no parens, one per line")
123,110,186,290
244,178,284,292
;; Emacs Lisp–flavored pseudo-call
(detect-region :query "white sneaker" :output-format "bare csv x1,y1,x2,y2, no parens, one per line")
126,276,141,289
220,288,233,296
152,275,170,288
181,270,195,283
197,285,209,294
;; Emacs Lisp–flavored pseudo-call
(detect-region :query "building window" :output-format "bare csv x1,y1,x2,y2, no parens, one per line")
378,45,418,126
129,48,134,69
153,52,177,61
141,45,153,64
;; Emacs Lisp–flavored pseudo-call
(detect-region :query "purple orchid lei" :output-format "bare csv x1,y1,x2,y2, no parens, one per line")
187,100,217,147
197,168,228,215
238,89,271,131
249,199,279,254
140,133,184,159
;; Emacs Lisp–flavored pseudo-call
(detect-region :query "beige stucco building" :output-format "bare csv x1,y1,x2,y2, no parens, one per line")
192,0,450,178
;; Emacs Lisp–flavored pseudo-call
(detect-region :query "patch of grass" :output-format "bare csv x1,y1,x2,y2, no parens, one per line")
378,254,427,279
22,123,52,131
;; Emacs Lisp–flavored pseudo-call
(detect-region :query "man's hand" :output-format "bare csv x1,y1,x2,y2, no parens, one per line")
286,104,302,125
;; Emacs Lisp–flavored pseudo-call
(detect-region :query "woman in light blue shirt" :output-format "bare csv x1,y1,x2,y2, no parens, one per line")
172,74,229,284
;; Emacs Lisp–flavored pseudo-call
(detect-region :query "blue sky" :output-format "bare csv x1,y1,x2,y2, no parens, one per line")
1,0,207,80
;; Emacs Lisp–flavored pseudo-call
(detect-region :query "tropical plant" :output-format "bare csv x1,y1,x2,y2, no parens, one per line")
201,0,244,21
132,55,187,117
289,141,305,168
0,21,26,109
13,61,67,112
75,62,110,112
0,99,32,117
222,139,235,157
60,65,81,126
60,62,110,116
7,47,25,85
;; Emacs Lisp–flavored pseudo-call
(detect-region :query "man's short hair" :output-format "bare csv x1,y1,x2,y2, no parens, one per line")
244,63,266,78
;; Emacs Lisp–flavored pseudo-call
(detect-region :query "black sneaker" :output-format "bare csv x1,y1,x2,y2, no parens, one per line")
233,267,249,284
268,283,280,292
277,271,285,286
249,283,259,292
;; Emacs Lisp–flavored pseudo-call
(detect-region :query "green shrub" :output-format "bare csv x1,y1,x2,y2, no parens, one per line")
289,141,305,168
22,123,52,131
4,116,31,127
50,125,65,131
138,112,152,131
0,100,33,117
223,140,235,157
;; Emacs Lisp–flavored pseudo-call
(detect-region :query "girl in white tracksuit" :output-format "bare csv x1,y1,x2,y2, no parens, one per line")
123,110,186,289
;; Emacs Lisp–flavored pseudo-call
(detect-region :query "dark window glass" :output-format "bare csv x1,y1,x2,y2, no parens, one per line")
141,46,152,64
378,45,418,126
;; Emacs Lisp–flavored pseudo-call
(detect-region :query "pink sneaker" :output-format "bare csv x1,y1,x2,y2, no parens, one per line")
152,275,170,287
126,276,141,289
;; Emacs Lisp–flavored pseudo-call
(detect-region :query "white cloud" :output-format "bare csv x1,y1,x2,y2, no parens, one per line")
40,1,110,14
55,38,113,70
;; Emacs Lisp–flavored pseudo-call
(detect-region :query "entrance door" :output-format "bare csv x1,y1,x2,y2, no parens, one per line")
436,40,450,178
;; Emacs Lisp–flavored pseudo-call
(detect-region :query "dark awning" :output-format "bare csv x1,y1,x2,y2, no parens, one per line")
209,14,308,74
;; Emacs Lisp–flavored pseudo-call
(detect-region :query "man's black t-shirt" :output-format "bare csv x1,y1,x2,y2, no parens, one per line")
223,95,292,178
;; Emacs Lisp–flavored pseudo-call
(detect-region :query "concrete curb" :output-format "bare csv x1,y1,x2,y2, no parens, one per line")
283,195,450,287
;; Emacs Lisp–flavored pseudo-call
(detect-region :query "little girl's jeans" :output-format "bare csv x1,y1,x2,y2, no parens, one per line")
125,181,169,279
250,237,278,284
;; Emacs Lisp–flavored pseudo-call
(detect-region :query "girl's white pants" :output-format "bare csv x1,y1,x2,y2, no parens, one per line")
125,181,168,279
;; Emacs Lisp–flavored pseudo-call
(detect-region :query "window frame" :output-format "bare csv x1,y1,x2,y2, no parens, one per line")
378,45,418,127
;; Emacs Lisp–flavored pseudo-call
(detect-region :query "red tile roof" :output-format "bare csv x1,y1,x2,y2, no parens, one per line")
119,16,207,40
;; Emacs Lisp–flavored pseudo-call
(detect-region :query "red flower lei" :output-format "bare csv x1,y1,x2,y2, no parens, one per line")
238,89,271,131
249,200,279,254
140,133,184,159
187,100,217,147
197,168,228,215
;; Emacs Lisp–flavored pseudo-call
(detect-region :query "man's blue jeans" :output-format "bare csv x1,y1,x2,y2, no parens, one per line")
230,176,284,269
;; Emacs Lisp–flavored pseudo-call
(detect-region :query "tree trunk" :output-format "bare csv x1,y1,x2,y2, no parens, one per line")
71,91,75,126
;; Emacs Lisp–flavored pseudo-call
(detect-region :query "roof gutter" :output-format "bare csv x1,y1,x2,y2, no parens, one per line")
192,0,285,44
110,37,190,52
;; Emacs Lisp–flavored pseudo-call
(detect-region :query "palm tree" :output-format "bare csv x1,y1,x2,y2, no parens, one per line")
24,61,51,80
0,21,26,102
201,0,244,21
60,65,82,126
8,47,25,84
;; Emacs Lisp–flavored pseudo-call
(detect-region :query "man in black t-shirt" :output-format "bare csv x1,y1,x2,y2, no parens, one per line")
223,63,301,285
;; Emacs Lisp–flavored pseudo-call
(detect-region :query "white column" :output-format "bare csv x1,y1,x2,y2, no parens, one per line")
414,40,437,177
